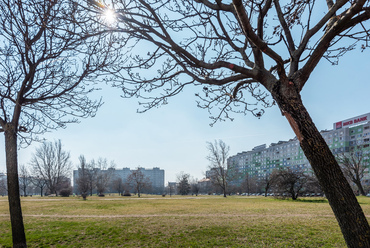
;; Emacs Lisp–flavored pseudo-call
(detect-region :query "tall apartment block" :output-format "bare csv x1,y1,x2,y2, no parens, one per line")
228,113,370,180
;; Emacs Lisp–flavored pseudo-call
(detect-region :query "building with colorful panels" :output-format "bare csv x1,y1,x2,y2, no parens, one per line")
228,113,370,180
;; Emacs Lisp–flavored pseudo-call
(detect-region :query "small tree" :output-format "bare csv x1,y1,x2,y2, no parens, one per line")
190,178,200,196
127,168,151,197
30,176,47,197
84,159,99,196
95,158,116,195
0,174,7,196
177,172,191,195
30,140,72,196
337,151,368,196
206,140,236,197
75,155,90,200
167,183,176,197
241,173,259,195
18,165,31,197
271,168,311,200
258,174,274,197
112,177,125,196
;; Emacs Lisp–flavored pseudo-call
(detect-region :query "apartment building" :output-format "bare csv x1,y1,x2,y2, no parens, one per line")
228,113,370,180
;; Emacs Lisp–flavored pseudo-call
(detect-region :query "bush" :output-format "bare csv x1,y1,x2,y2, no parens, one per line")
59,189,71,197
123,192,131,196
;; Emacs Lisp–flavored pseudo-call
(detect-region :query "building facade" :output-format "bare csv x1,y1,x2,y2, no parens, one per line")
228,113,370,180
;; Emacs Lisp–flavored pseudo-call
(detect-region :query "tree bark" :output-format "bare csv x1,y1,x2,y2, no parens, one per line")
5,124,27,248
272,83,370,247
355,180,366,196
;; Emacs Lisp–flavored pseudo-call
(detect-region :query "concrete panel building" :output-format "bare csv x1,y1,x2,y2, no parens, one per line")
228,113,370,180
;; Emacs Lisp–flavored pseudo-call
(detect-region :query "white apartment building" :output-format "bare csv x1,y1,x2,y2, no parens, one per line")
228,113,370,180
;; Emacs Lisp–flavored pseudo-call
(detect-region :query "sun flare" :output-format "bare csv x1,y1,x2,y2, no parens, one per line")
103,8,116,24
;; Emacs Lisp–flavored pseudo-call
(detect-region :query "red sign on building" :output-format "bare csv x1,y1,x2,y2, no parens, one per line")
334,113,370,130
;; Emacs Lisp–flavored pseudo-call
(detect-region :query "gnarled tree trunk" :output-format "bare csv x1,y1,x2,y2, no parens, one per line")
273,82,370,247
5,124,27,248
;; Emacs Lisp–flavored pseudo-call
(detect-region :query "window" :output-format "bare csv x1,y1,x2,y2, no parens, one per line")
365,126,370,130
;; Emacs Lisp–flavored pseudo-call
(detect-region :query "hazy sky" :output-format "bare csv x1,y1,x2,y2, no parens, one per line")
0,43,368,183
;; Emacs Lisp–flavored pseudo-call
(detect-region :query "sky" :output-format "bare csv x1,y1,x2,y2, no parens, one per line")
0,40,369,184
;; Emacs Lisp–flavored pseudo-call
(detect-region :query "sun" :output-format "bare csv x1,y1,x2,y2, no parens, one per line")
103,8,116,24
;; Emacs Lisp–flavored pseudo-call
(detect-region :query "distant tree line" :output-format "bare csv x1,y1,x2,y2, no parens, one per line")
75,160,155,199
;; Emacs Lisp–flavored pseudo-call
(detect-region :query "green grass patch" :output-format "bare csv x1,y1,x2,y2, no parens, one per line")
1,195,366,247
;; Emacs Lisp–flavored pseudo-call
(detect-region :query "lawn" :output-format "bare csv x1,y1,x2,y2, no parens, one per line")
1,195,369,247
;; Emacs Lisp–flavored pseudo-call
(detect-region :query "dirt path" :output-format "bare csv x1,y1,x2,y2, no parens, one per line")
0,213,338,218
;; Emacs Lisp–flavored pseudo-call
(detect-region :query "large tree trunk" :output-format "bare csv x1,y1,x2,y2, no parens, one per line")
5,125,27,247
273,84,370,247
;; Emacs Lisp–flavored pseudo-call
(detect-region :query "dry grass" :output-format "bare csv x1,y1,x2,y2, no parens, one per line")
1,195,368,247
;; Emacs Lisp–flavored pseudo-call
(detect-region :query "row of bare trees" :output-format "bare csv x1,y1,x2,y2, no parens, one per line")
75,155,116,199
75,160,153,199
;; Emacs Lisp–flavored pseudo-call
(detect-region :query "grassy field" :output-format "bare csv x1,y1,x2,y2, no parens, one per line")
1,195,370,247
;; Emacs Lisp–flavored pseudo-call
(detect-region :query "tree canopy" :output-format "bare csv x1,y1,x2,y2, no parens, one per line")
87,0,370,246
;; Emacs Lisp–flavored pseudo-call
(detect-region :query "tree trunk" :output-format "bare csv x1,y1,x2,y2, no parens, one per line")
355,180,366,196
273,85,370,247
5,125,27,248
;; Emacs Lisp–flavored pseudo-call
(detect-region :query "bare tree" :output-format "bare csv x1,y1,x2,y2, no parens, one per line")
167,182,176,196
0,174,7,196
76,155,90,200
271,168,310,200
241,173,259,195
95,158,116,195
258,173,275,197
112,177,125,196
30,175,47,197
30,140,72,196
127,168,152,197
88,0,370,244
82,159,99,196
337,151,368,196
207,140,236,197
18,165,31,197
190,178,200,196
0,0,122,245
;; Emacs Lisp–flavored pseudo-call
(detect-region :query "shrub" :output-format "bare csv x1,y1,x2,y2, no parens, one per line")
59,189,71,197
123,192,131,197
